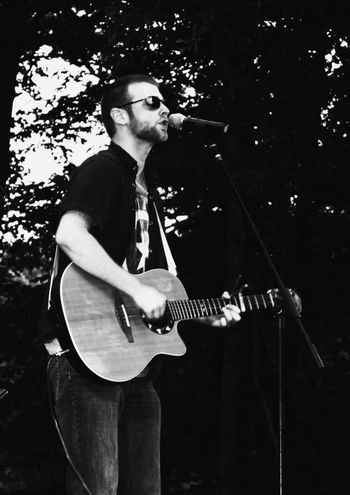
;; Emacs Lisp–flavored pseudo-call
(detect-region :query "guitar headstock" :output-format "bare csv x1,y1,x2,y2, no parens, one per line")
267,288,302,316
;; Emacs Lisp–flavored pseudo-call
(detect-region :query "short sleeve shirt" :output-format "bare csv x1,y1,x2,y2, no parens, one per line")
38,142,168,343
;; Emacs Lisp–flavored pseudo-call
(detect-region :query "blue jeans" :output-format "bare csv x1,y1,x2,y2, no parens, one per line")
47,354,161,495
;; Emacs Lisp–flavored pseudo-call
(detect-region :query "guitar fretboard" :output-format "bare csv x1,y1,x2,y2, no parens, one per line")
166,293,275,322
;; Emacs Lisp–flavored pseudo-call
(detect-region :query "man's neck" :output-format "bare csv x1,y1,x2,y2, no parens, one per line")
111,136,153,173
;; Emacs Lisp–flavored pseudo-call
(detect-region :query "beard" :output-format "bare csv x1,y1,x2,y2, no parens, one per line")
129,114,168,143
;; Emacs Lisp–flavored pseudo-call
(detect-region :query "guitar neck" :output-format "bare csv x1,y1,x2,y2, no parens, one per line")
166,293,275,322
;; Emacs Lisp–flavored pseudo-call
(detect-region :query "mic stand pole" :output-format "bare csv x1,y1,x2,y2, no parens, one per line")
209,144,324,495
277,314,285,495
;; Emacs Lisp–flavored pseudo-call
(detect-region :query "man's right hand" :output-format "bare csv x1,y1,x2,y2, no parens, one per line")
132,284,167,321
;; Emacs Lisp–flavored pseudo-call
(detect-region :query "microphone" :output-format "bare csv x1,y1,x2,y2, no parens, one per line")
168,113,229,133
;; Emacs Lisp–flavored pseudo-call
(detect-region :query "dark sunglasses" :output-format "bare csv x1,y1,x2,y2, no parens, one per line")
120,95,166,110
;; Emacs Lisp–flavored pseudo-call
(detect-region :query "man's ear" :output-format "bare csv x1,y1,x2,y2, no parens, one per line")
110,107,129,126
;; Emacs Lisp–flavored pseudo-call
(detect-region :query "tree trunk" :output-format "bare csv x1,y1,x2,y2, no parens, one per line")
0,1,25,204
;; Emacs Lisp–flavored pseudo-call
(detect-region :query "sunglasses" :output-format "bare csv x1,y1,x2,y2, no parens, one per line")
120,95,166,110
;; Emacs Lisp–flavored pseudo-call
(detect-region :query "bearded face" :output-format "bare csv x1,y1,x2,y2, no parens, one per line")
128,109,169,143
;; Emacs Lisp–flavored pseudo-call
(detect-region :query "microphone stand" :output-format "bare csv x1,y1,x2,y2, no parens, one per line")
209,143,324,495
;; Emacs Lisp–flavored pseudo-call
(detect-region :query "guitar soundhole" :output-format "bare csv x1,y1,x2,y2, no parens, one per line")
141,314,173,335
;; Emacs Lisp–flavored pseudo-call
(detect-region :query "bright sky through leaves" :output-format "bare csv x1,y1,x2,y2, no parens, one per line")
11,45,107,184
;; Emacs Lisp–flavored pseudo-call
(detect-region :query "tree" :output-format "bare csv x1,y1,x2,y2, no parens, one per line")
1,0,350,493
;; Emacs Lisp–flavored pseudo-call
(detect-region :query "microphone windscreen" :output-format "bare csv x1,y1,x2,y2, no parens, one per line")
168,114,185,130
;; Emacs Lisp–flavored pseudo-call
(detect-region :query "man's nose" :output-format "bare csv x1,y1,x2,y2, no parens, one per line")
160,102,170,116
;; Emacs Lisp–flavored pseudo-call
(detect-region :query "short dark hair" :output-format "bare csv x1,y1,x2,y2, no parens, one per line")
101,74,159,137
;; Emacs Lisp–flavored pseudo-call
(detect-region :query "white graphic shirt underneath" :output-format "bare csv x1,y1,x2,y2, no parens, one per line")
125,180,150,274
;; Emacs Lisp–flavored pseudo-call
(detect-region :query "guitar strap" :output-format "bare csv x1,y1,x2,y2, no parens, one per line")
47,244,59,310
153,203,177,276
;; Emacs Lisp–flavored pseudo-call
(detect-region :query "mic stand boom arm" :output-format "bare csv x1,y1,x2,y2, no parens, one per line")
210,143,324,368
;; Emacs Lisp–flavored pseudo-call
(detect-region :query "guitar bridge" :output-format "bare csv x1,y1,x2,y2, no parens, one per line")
114,293,134,343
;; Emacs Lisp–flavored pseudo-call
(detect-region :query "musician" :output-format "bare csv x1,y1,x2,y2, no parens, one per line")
41,74,241,494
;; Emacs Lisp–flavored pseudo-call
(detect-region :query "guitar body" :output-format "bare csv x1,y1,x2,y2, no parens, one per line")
60,265,187,382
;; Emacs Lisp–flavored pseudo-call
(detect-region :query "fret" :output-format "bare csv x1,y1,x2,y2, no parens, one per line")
216,297,224,315
187,300,196,319
198,299,205,317
169,300,178,320
193,299,201,318
260,294,267,309
169,300,176,320
246,296,253,311
213,298,221,315
183,300,190,319
176,300,185,319
166,302,175,321
195,299,202,318
182,300,190,319
184,300,192,319
211,298,218,315
238,294,246,312
178,300,185,319
249,296,256,310
167,291,277,322
200,299,209,317
174,300,184,320
207,298,215,316
187,300,194,319
178,300,188,320
184,300,191,318
252,296,257,310
174,300,182,320
212,298,219,316
195,300,202,317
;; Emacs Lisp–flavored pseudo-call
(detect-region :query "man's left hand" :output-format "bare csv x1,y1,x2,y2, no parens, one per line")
199,291,241,327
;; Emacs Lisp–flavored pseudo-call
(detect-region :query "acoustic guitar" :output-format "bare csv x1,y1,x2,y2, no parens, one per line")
60,264,298,382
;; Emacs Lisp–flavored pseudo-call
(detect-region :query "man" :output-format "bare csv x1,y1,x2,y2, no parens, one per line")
42,74,240,494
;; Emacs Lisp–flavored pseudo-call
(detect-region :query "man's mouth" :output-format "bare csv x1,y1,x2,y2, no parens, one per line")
159,120,168,130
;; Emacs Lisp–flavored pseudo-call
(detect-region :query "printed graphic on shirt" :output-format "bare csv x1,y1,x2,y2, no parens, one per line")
126,183,150,274
135,192,150,272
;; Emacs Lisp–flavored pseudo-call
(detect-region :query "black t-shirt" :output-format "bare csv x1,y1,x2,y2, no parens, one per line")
38,142,168,343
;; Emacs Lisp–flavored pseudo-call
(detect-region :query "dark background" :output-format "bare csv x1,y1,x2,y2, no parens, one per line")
1,1,349,493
